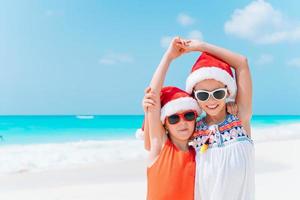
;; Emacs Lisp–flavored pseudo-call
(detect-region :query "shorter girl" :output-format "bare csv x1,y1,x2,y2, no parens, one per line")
140,37,200,200
144,86,200,200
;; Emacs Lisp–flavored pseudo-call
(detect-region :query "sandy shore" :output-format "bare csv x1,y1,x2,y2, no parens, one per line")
0,138,299,200
0,159,147,200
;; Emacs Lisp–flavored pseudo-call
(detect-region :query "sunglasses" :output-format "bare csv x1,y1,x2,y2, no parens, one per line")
194,87,227,102
167,110,197,125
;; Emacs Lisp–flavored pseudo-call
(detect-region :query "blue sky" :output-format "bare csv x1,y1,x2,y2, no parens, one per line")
0,0,300,115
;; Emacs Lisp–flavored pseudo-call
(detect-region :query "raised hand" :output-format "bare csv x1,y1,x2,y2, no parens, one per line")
165,36,190,60
184,39,204,53
226,102,238,116
142,87,160,113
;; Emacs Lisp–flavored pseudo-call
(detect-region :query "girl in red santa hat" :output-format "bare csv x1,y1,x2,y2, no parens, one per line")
184,40,255,200
140,37,200,200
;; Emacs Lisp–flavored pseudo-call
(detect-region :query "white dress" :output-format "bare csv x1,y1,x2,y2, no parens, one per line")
190,114,255,200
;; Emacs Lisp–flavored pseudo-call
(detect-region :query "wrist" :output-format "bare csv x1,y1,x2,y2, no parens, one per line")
163,52,174,63
195,41,206,52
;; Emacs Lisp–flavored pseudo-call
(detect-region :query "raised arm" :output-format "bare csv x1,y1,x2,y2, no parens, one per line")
187,40,252,134
142,87,151,151
149,37,188,93
144,37,188,159
144,115,151,151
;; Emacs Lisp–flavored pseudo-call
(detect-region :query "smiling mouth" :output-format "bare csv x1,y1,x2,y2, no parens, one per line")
178,128,189,132
206,104,219,109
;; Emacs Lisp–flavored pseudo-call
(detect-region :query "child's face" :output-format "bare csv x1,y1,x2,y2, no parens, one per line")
194,79,228,117
165,110,196,141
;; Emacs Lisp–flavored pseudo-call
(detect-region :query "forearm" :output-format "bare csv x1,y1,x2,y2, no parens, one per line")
146,53,172,149
143,114,151,151
199,42,249,71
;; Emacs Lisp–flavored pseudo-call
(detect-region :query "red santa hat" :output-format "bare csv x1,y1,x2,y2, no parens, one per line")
160,86,201,123
136,86,201,139
185,52,237,101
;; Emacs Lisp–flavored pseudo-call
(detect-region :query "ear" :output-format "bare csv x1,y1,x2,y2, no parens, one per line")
226,92,230,100
164,127,169,135
163,124,168,133
226,89,230,97
191,90,195,98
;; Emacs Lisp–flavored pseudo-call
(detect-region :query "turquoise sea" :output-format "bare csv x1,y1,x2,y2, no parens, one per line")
0,115,142,145
0,115,299,174
0,115,299,145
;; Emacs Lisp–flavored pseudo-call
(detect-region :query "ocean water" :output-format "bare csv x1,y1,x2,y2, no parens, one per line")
0,115,299,174
0,115,142,145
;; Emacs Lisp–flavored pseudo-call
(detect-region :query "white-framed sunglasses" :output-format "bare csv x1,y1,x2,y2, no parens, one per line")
194,87,227,102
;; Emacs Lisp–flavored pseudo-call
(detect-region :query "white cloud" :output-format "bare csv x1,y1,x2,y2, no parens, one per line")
177,13,195,26
224,0,300,44
287,58,300,68
98,52,134,65
161,14,203,49
187,30,204,41
160,36,173,48
256,54,274,65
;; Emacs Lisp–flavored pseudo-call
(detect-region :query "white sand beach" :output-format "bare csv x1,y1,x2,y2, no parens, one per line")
0,132,300,200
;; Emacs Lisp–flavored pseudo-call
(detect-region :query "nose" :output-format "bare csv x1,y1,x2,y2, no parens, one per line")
177,118,189,127
207,95,217,103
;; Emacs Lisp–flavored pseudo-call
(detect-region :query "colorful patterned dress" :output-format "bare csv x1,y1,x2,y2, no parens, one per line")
190,114,255,200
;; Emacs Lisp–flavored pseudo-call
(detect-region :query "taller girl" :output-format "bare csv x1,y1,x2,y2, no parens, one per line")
185,41,255,200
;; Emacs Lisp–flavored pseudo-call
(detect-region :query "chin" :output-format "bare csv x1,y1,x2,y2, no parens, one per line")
203,105,225,116
177,131,193,141
203,109,218,116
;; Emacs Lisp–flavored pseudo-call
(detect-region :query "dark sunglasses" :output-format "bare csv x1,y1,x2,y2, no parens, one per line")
194,87,227,102
167,110,197,125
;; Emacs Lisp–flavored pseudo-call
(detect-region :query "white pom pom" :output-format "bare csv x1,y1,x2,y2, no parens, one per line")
135,129,145,140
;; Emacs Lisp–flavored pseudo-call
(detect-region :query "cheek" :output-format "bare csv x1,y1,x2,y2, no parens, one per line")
166,124,175,133
218,100,226,108
197,101,206,108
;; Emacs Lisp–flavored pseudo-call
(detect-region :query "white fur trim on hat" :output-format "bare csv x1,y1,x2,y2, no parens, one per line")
160,97,201,123
135,128,144,140
186,67,237,99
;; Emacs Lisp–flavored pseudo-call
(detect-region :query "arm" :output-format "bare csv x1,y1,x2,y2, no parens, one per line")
145,37,188,162
144,113,150,151
187,41,252,134
140,87,150,151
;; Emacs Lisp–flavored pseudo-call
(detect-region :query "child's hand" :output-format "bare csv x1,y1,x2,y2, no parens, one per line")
184,39,204,53
165,36,190,60
142,87,160,113
226,102,238,116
